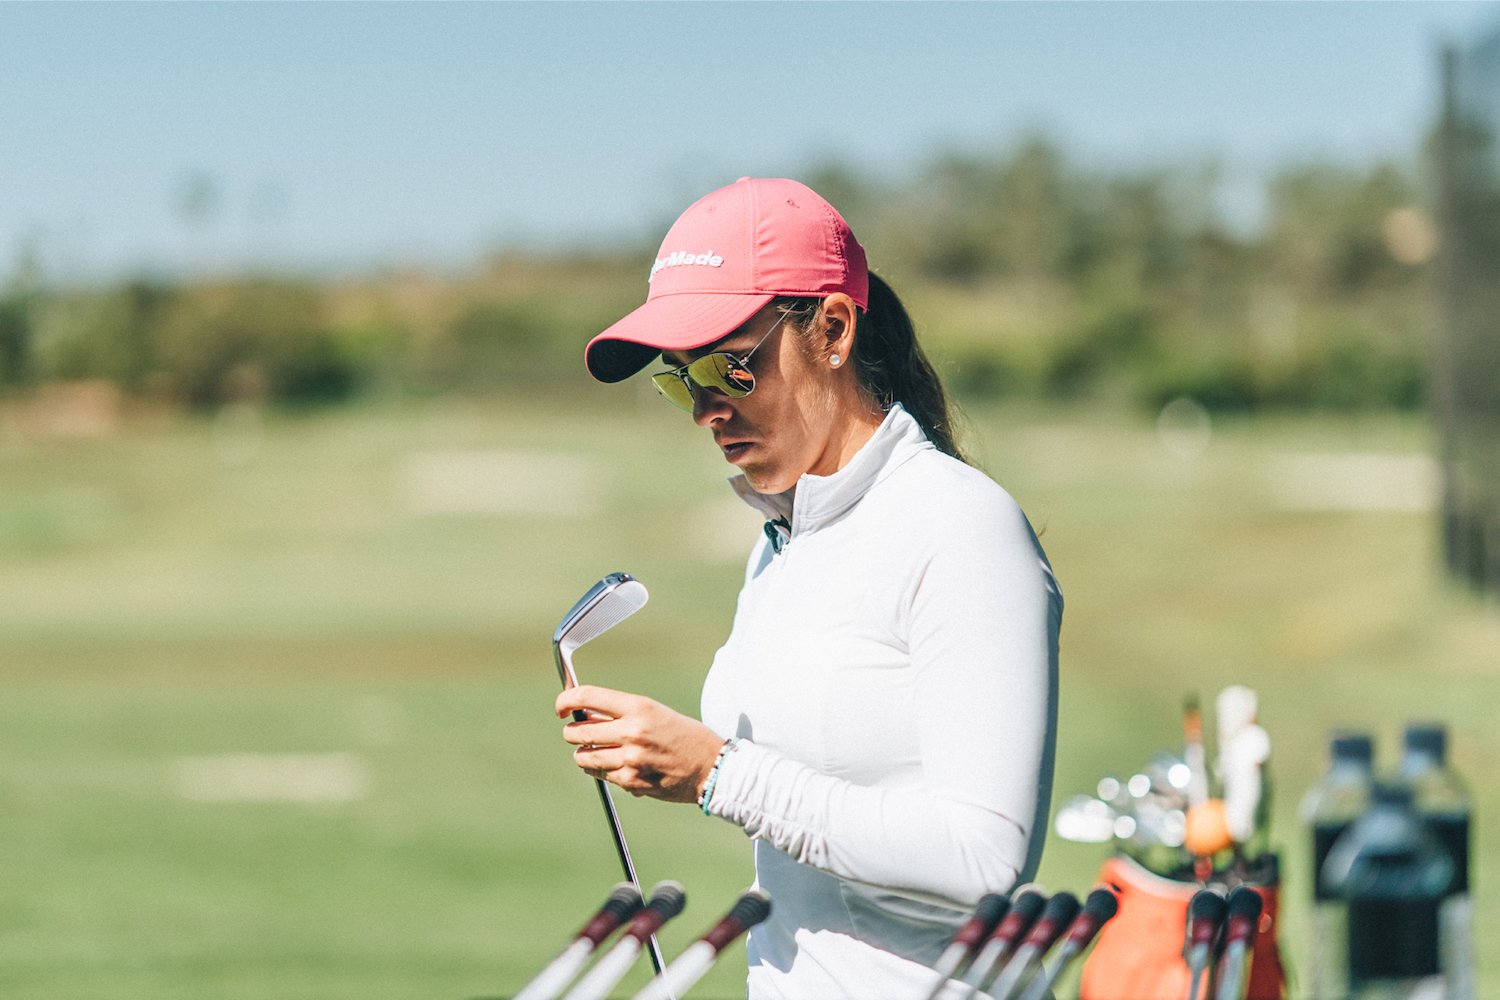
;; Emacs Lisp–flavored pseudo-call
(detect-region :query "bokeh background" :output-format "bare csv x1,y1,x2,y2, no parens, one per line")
3,3,1499,998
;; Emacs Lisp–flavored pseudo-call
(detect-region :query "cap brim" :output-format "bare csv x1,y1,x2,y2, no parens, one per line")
585,292,775,383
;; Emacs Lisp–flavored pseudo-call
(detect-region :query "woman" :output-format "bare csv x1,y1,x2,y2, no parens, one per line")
558,177,1062,999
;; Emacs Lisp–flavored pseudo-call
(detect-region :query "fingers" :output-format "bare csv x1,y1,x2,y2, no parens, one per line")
560,712,643,747
555,684,638,720
573,745,660,796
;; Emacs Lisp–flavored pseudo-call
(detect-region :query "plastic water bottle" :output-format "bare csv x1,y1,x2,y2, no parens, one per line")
1300,732,1373,1000
1398,723,1473,1000
1322,782,1453,1000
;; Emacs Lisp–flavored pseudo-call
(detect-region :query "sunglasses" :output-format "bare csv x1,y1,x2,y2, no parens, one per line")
650,308,791,412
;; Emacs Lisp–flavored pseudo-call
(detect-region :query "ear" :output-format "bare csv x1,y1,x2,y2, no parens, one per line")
819,293,859,365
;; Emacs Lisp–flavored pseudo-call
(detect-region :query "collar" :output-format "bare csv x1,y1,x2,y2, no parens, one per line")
728,404,933,548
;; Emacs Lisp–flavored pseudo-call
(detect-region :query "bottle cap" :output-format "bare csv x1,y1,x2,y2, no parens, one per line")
1403,723,1447,762
1330,732,1374,766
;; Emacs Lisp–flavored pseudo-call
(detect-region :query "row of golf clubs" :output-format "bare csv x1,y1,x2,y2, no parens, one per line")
514,882,770,1000
920,886,1118,1000
517,881,1116,1000
1183,885,1265,1000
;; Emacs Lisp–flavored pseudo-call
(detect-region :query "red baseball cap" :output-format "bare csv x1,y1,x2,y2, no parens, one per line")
585,177,869,383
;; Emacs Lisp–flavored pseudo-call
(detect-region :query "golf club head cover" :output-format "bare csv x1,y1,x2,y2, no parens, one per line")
580,883,645,947
625,882,687,943
987,888,1046,955
1063,887,1120,948
1183,888,1228,960
1018,891,1080,953
702,890,773,952
1222,886,1263,949
949,893,1012,953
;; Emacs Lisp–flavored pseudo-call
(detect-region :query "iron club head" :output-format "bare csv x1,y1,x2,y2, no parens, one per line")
552,572,649,688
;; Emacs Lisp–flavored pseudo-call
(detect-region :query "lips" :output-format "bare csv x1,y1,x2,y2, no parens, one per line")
720,441,752,462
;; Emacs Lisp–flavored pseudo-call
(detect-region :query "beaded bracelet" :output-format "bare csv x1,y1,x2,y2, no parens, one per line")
697,738,739,815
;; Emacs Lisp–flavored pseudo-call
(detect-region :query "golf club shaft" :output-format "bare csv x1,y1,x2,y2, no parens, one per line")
514,939,592,1000
554,633,663,978
1213,940,1249,1000
1014,940,1081,1000
513,884,643,1000
1212,887,1263,1000
592,778,667,976
561,937,645,1000
630,891,772,1000
988,944,1040,1000
1188,947,1212,1000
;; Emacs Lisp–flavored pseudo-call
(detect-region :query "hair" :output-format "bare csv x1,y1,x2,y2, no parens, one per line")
778,273,966,463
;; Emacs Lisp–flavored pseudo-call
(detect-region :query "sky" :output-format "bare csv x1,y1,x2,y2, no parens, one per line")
3,1,1498,281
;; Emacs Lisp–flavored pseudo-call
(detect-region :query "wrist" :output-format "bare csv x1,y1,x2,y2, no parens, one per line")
696,738,739,815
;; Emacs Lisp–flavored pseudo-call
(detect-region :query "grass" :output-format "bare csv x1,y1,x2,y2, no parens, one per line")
0,393,1496,998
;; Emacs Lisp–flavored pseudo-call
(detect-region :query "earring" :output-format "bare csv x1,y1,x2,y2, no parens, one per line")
830,354,841,367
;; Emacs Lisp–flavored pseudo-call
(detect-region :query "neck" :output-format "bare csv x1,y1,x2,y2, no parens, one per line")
806,403,885,479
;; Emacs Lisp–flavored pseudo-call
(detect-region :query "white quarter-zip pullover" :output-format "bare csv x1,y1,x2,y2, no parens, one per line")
700,404,1063,999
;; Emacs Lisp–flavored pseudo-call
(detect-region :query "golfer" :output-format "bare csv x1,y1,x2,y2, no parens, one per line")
557,177,1062,999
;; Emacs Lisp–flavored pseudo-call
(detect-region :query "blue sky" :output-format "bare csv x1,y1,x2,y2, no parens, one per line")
3,1,1497,280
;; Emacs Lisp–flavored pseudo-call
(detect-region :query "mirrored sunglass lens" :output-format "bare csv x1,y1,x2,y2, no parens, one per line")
651,372,694,411
690,353,754,396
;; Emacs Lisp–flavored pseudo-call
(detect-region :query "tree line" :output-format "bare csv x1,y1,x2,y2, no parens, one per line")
0,139,1434,414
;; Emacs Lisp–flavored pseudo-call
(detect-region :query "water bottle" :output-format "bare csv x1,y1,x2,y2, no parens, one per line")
1300,732,1373,999
1322,782,1453,1000
1397,723,1473,1000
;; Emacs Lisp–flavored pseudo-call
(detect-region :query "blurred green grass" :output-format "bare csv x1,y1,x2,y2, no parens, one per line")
1,395,1496,998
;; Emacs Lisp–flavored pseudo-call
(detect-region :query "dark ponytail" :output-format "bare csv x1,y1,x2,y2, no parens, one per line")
778,274,965,462
852,273,966,462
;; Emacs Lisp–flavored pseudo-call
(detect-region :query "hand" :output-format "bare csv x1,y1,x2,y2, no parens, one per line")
556,685,728,804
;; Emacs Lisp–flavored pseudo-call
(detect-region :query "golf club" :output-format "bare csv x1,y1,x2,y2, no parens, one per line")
957,888,1047,999
562,882,687,1000
1183,888,1227,1000
513,883,643,1000
551,572,664,975
1211,886,1263,1000
1013,888,1119,1000
989,891,1080,1000
630,891,773,1000
919,893,1011,1000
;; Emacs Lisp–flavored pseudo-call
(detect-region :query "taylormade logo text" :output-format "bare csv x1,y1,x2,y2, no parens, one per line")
649,250,724,281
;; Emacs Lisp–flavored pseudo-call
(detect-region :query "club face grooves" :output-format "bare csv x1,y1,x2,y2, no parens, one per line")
552,572,648,688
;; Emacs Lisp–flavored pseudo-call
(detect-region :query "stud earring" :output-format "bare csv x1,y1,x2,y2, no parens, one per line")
830,354,841,367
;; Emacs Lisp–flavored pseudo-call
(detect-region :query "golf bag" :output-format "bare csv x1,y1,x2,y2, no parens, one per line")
1077,855,1286,1000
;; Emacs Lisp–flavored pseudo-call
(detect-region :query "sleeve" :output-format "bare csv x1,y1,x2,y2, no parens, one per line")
704,487,1062,908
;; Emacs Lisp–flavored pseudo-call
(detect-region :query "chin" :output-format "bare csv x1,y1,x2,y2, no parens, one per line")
742,466,795,495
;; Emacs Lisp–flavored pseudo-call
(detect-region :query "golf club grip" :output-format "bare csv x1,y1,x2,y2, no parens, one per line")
1019,891,1081,953
924,893,1010,997
967,890,1048,992
592,778,667,976
1064,888,1120,947
952,893,1012,953
1184,888,1227,955
1222,886,1263,946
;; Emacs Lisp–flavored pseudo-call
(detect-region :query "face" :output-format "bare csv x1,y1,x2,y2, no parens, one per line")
660,303,853,495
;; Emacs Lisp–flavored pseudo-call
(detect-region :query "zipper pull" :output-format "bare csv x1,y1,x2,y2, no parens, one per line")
763,517,790,554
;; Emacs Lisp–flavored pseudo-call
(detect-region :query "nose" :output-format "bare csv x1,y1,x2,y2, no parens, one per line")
692,388,733,427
